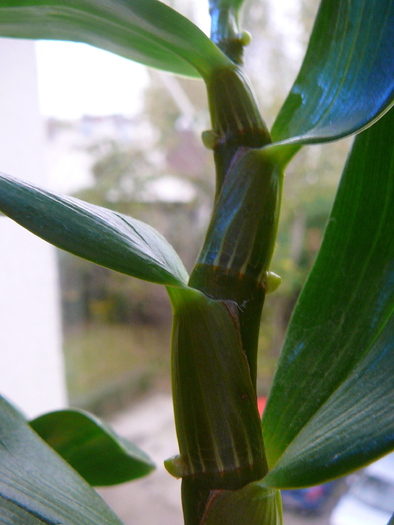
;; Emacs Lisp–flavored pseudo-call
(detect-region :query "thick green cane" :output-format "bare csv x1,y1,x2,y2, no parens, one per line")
190,64,282,385
189,147,282,386
209,0,249,64
169,3,283,523
166,287,269,524
169,83,283,523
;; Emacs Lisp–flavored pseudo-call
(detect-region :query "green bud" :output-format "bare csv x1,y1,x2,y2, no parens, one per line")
265,272,282,294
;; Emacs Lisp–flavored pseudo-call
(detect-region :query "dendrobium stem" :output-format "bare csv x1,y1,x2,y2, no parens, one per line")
204,66,271,196
172,64,283,523
209,0,249,64
168,6,283,524
167,287,268,524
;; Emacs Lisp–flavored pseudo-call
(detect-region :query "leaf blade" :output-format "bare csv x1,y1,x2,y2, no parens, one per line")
0,0,231,78
0,396,124,524
270,0,394,158
263,108,394,486
0,173,189,287
30,409,155,487
264,318,394,488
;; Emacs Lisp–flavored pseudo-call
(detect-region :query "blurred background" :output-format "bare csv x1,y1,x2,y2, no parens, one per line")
35,0,351,414
2,1,389,524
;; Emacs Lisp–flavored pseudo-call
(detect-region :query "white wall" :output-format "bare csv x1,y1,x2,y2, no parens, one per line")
0,39,67,418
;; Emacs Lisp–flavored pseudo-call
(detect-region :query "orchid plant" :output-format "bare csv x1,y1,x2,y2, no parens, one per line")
0,0,393,524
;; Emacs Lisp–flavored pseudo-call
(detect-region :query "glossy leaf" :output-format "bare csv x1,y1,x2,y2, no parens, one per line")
201,481,282,525
263,108,394,488
0,0,231,79
270,0,394,165
0,396,123,524
30,409,155,487
0,173,188,287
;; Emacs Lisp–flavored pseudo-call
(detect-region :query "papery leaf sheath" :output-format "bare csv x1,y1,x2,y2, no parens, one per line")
168,285,268,524
201,481,282,525
205,67,271,192
189,147,283,385
194,148,281,284
168,286,267,489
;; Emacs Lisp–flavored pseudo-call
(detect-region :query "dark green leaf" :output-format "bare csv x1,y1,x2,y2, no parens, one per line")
263,108,394,487
265,319,394,488
0,173,189,287
0,0,231,79
30,409,155,487
270,0,394,165
0,396,123,524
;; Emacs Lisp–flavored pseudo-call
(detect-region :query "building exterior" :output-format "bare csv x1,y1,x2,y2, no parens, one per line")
0,39,67,418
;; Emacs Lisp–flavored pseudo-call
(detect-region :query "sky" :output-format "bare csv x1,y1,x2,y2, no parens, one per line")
35,0,302,120
36,41,149,119
34,2,210,119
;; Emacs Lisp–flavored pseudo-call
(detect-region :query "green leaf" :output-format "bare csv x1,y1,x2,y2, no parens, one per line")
0,0,231,79
270,0,394,164
30,409,155,487
201,481,282,525
0,173,189,287
0,396,123,524
263,108,394,488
